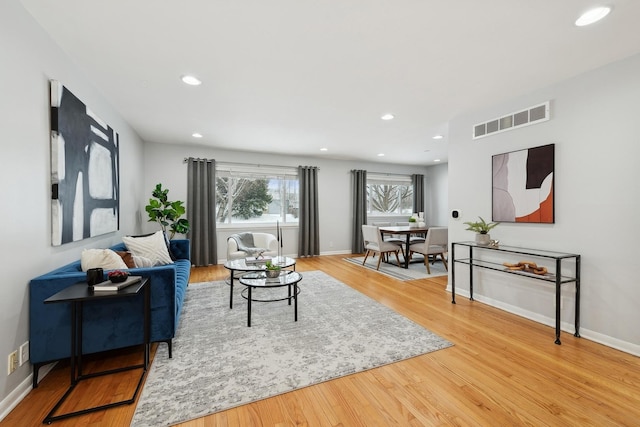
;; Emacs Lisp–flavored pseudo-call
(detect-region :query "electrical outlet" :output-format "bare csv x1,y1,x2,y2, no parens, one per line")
19,341,29,366
7,351,18,375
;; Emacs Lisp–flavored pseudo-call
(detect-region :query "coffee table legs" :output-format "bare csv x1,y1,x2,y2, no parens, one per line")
229,271,234,309
294,283,298,322
245,284,298,327
248,287,252,327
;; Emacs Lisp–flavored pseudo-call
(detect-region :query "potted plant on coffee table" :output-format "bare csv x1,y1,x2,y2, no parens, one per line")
463,216,499,246
264,260,282,278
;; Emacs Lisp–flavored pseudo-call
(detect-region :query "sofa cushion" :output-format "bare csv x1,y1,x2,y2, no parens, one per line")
80,249,128,272
123,231,173,266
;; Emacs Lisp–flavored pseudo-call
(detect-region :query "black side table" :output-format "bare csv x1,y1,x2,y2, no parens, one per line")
43,277,150,424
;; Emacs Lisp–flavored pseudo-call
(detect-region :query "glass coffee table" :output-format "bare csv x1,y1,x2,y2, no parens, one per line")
238,271,302,327
223,256,296,308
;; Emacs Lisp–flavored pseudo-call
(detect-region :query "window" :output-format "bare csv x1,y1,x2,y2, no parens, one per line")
367,174,413,216
216,163,299,225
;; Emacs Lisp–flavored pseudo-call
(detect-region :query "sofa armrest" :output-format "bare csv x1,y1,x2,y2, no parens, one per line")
170,239,190,260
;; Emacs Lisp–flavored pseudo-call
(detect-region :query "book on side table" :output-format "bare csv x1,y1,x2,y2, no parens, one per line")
93,275,143,291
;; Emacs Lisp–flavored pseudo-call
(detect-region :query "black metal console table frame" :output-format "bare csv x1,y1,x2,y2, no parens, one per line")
43,278,150,424
451,242,580,345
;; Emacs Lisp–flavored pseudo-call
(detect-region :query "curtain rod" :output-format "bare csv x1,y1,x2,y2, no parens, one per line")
183,158,319,170
368,171,418,177
183,157,213,163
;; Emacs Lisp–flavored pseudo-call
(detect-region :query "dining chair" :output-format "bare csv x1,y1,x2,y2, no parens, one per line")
408,227,448,274
372,221,406,258
361,225,402,270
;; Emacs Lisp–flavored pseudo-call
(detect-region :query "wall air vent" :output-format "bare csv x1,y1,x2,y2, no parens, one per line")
473,101,550,140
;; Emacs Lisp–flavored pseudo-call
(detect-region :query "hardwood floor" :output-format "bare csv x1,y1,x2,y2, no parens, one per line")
4,255,639,426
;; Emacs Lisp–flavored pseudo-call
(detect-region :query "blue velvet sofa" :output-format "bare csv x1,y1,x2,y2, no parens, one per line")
29,239,191,387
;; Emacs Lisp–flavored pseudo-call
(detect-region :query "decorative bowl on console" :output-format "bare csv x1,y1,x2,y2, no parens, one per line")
108,270,130,283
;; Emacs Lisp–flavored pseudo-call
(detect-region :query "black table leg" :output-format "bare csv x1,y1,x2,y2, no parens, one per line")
71,302,78,384
229,269,235,309
555,258,562,344
451,243,456,304
574,255,581,338
468,246,475,301
404,234,411,268
247,286,252,327
294,283,298,322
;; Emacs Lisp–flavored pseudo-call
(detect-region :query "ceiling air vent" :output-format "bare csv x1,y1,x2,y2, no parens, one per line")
473,101,550,140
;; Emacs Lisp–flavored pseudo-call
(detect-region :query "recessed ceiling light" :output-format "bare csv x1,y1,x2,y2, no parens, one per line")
192,133,203,138
432,135,444,140
181,75,202,86
381,114,394,121
377,153,385,157
434,159,441,162
320,147,328,151
575,6,611,26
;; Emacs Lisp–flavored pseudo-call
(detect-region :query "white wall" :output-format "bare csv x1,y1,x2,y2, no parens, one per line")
0,0,146,414
425,163,448,226
448,53,640,355
141,142,443,259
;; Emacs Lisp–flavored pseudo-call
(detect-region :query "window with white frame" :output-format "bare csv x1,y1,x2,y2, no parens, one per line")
367,173,413,216
215,163,299,225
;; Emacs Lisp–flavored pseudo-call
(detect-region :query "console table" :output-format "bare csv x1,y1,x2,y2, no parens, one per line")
451,242,580,345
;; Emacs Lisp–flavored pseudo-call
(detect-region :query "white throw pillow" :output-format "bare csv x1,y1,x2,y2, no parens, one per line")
133,255,154,268
123,231,174,266
81,249,128,272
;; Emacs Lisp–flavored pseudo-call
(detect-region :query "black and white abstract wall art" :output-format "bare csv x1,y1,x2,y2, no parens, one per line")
50,80,119,246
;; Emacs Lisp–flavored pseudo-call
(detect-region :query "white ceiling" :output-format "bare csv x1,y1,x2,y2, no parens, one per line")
20,0,640,166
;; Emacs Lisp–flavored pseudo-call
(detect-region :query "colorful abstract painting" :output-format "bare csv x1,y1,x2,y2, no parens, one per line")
50,80,119,246
492,144,554,223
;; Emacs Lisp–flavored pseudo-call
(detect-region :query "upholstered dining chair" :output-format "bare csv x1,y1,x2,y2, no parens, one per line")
361,225,402,270
408,227,448,274
372,221,406,258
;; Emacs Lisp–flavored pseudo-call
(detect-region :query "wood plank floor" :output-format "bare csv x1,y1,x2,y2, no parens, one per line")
3,254,639,426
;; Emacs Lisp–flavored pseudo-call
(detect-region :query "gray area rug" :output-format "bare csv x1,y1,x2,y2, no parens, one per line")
131,270,453,427
344,255,448,280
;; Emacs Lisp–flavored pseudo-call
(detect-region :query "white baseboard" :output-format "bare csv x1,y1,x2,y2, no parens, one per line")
0,362,56,422
447,286,639,357
320,249,352,256
0,375,31,422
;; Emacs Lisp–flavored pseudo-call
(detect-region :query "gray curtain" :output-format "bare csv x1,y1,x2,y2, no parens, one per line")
412,173,424,214
298,166,320,257
351,169,367,253
187,158,217,266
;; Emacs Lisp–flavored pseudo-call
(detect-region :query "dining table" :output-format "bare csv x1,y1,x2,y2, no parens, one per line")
378,225,429,269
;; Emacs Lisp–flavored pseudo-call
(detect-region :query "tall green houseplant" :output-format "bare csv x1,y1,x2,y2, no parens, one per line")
145,183,190,239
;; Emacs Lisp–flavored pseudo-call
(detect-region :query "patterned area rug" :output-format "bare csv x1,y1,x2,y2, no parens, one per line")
344,254,448,280
131,271,453,426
